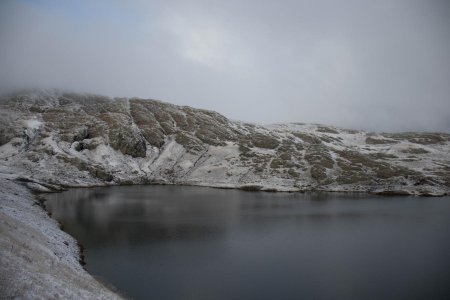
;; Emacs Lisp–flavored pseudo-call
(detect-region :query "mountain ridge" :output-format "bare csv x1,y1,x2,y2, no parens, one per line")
1,89,449,196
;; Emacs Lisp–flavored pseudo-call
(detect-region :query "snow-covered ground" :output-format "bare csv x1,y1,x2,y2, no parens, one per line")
0,167,123,299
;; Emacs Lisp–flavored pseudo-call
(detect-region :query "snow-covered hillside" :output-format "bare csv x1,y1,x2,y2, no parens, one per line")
1,89,449,196
0,88,449,298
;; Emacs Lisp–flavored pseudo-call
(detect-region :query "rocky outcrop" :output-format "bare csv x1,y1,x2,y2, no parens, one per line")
0,89,449,196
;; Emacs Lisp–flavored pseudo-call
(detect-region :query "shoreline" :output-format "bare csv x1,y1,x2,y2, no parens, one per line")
0,173,123,299
1,169,449,299
24,174,450,197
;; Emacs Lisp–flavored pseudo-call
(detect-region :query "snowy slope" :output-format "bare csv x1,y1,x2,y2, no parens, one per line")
0,167,123,299
0,89,449,196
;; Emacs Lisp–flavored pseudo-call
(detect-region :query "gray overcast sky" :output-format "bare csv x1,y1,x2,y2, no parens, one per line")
1,0,449,132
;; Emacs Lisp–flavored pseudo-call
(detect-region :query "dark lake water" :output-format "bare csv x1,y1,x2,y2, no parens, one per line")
44,186,450,300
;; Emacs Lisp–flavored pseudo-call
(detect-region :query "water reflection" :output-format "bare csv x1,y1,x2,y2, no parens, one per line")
44,186,450,300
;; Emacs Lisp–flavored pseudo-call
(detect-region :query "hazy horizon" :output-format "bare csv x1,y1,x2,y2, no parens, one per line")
1,0,449,132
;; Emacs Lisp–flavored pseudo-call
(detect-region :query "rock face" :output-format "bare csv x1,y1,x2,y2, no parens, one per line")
1,89,449,195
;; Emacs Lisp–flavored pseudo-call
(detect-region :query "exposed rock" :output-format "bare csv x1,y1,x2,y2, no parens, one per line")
0,89,448,195
366,136,395,144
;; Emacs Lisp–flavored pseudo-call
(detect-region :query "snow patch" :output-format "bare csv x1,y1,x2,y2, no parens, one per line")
24,119,42,130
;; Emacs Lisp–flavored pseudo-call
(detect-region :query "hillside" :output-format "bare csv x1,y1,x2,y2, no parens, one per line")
1,89,449,196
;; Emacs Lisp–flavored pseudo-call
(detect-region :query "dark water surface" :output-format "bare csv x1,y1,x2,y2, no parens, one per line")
44,186,450,300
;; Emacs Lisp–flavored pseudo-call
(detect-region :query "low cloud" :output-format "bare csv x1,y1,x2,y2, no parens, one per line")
1,0,449,132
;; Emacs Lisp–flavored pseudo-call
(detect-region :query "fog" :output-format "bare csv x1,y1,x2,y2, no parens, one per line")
1,0,449,132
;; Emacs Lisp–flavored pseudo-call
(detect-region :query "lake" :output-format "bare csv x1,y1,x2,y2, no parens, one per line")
44,185,450,300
